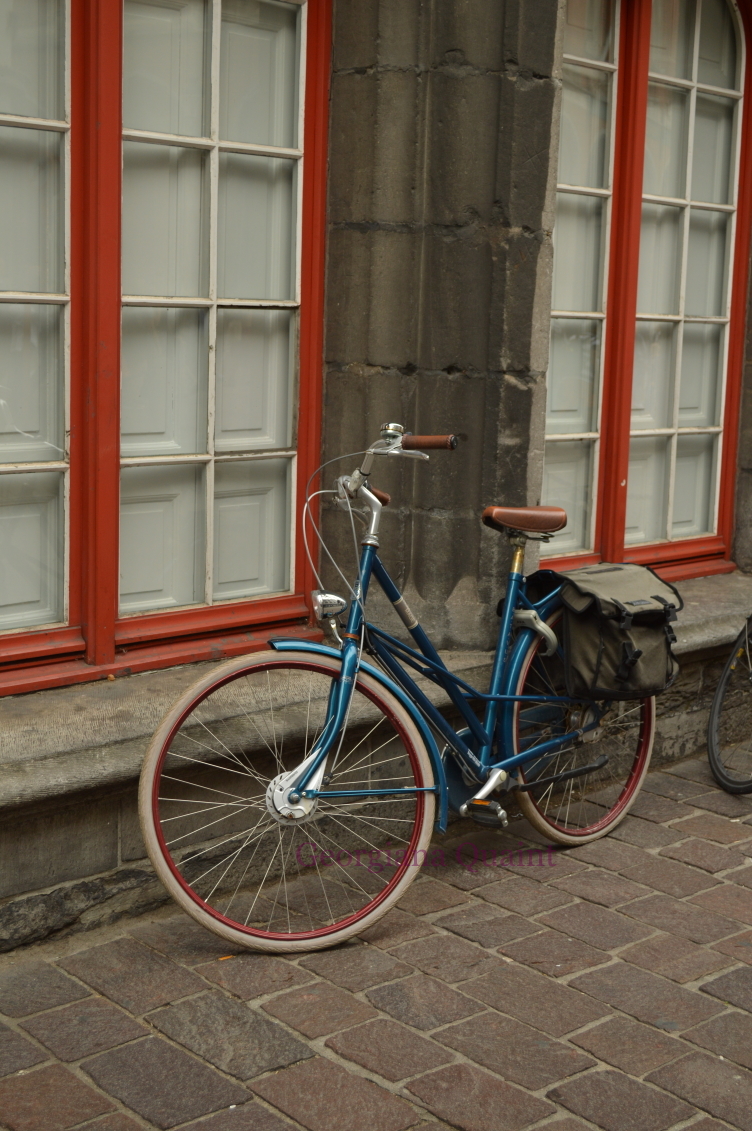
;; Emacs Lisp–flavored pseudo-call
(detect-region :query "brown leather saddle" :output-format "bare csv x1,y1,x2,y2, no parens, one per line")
481,505,567,535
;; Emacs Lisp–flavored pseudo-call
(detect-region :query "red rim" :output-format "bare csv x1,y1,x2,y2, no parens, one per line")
150,657,428,940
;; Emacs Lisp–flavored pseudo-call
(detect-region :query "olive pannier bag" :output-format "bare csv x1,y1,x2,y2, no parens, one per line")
548,563,683,701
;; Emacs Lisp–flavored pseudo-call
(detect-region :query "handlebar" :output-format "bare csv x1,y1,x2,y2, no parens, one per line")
402,434,458,450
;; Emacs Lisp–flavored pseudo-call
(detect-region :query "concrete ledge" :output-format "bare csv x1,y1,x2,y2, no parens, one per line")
671,572,752,654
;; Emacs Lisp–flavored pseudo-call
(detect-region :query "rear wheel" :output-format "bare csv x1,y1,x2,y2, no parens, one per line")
707,624,752,793
139,650,435,952
513,612,654,845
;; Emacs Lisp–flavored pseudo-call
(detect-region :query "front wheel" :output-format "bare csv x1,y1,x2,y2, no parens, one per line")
707,624,752,793
139,650,435,953
512,612,654,845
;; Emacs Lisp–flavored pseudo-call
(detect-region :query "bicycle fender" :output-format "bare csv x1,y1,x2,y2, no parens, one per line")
269,638,448,831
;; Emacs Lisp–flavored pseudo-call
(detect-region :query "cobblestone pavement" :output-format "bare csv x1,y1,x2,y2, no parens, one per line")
1,754,752,1131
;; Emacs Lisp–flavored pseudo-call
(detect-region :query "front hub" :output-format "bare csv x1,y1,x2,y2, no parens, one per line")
266,772,318,825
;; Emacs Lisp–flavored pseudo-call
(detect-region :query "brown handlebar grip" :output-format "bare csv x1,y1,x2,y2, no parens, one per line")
402,434,458,450
370,487,391,506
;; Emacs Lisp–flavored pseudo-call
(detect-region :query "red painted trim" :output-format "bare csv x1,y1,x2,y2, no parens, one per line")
115,595,310,644
0,629,86,667
624,535,728,563
655,558,737,582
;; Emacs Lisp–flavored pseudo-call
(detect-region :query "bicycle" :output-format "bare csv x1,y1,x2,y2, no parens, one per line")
707,616,752,793
138,423,655,953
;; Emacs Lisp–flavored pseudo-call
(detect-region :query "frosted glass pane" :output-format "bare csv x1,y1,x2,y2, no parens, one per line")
122,142,208,298
0,471,63,630
213,458,290,599
626,437,669,545
679,323,722,426
563,0,614,62
0,0,64,119
215,309,292,452
698,0,738,91
672,434,715,537
540,441,593,556
121,307,208,456
637,204,681,315
546,319,600,434
123,0,209,136
0,127,62,292
217,154,294,300
643,83,688,198
692,96,734,204
632,322,675,429
686,209,728,316
220,0,299,147
0,306,62,462
552,193,603,312
649,0,694,79
120,464,205,613
559,65,610,189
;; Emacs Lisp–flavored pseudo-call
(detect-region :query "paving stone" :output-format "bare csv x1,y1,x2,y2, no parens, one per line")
628,792,692,825
180,1102,297,1131
326,1018,453,1081
406,1063,554,1131
128,915,244,966
436,1011,595,1089
660,838,746,873
642,771,709,800
463,963,607,1037
712,928,752,964
261,981,377,1038
390,934,502,984
433,903,539,948
620,932,734,983
692,883,752,926
688,1121,743,1131
621,856,719,898
474,874,572,915
0,1063,114,1131
397,879,471,916
623,894,739,943
539,901,652,949
365,974,484,1031
647,1050,752,1131
727,863,752,888
0,1024,45,1078
0,963,90,1019
252,1056,418,1131
59,938,203,1015
701,964,752,1010
499,928,606,976
685,1011,752,1070
570,1016,683,1075
566,839,648,873
419,856,507,892
359,909,436,948
20,998,146,1061
552,868,649,908
83,1037,248,1129
664,757,717,786
547,1069,694,1131
611,817,686,849
670,813,751,844
298,944,411,992
86,1117,143,1131
196,955,314,999
690,791,752,819
569,963,723,1031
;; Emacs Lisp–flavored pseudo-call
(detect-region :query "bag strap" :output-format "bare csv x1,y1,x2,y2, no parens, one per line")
616,641,644,683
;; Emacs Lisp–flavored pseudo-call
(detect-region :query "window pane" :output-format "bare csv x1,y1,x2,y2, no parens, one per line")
121,307,208,457
559,65,610,189
552,193,603,312
120,464,205,613
215,309,292,452
672,434,715,537
692,95,734,204
686,209,728,316
563,0,614,62
0,0,64,120
643,83,689,199
649,0,694,79
698,0,738,90
0,305,62,462
540,440,593,555
0,471,63,630
546,318,600,434
637,203,682,315
679,323,722,426
220,0,299,148
213,459,290,599
123,0,209,137
0,126,62,293
217,153,294,299
626,437,669,544
122,142,208,298
632,321,675,429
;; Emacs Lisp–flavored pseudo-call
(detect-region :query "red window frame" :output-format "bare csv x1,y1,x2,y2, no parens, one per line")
547,0,752,582
0,0,331,695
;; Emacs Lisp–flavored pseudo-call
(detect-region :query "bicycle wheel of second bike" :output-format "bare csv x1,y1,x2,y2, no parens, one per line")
513,612,655,845
139,651,435,953
707,623,752,793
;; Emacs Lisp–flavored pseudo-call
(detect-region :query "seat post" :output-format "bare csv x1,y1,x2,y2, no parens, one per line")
508,534,527,576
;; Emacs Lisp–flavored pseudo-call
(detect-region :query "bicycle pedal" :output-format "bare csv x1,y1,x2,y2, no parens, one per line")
464,799,509,828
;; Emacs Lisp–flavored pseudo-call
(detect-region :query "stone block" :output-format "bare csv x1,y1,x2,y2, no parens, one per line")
327,1017,452,1082
391,933,503,984
673,812,751,843
504,0,560,77
21,998,146,1061
328,73,378,223
539,901,652,949
425,72,501,225
262,982,377,1038
690,789,752,819
621,931,733,983
463,963,608,1037
692,883,752,926
570,1016,682,1076
366,972,484,1031
476,873,571,915
701,964,752,1010
647,1051,752,1131
686,1011,752,1070
407,1062,554,1131
625,893,739,943
397,878,470,916
642,771,709,800
0,962,89,1019
331,0,379,71
128,914,243,966
60,938,203,1015
415,232,493,372
197,954,313,999
569,962,723,1031
551,867,649,907
548,1069,694,1131
621,856,718,898
0,1024,46,1078
712,927,752,964
497,72,558,230
372,72,422,224
432,0,505,71
0,1063,114,1131
434,903,539,949
359,908,436,949
610,816,685,849
179,1104,294,1131
299,943,411,992
499,928,606,976
376,0,422,68
119,790,146,862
